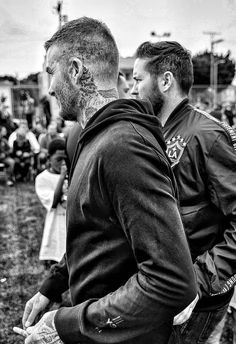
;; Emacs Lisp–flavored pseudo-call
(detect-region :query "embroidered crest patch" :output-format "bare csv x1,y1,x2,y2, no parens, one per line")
166,135,187,167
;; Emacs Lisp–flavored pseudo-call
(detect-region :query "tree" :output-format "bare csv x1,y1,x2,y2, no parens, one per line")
20,73,39,85
192,50,235,89
0,75,17,84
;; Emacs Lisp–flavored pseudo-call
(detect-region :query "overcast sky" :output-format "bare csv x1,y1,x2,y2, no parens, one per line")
0,0,236,78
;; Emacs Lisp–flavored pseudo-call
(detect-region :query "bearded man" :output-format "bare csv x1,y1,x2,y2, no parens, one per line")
16,19,197,344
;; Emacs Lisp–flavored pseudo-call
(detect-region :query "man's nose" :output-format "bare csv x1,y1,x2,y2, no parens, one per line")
48,84,55,97
131,83,139,98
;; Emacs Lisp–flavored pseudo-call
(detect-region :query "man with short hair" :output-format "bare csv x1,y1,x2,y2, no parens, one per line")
17,19,197,344
132,40,236,343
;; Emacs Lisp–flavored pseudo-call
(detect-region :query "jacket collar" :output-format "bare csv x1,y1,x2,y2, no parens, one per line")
164,98,189,127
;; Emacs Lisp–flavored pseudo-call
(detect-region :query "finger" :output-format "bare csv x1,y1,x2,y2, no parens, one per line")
173,309,189,323
13,326,28,337
25,333,33,344
22,302,33,327
24,310,38,328
26,326,34,335
173,309,191,325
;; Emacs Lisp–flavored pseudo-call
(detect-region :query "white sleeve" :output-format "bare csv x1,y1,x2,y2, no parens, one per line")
8,132,16,148
28,132,40,154
35,172,55,212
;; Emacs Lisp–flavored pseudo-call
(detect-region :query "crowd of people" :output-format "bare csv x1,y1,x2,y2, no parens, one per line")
0,16,235,344
0,106,68,186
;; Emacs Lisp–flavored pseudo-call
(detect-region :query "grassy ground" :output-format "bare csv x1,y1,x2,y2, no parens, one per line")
0,181,47,344
0,181,233,343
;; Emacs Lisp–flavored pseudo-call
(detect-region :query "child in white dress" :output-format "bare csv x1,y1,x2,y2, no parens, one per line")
35,138,67,267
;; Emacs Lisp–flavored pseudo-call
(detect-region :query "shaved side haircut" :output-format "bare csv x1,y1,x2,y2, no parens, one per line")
45,17,119,83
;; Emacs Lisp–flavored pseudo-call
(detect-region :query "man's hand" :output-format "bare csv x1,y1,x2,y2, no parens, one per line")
22,292,50,328
15,310,63,344
60,164,67,177
173,294,199,325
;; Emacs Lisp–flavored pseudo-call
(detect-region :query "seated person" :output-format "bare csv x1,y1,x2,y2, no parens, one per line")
0,125,15,186
0,95,16,138
38,122,63,172
12,129,33,181
8,120,40,154
35,139,67,268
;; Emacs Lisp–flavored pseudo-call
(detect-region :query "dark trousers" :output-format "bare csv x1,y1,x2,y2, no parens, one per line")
168,304,228,344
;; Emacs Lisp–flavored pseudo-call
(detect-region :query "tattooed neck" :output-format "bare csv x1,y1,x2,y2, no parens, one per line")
78,65,118,128
81,89,118,128
98,88,118,99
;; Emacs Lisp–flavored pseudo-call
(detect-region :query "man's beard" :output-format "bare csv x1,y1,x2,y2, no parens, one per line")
146,80,164,117
57,69,97,123
57,79,82,122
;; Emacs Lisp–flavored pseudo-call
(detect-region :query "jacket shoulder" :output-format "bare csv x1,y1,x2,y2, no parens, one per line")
189,107,236,150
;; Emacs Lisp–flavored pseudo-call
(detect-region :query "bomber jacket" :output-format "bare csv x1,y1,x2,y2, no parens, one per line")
163,99,236,311
40,99,197,344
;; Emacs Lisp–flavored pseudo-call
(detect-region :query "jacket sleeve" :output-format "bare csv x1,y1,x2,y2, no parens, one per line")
39,254,69,302
55,128,197,343
194,129,236,297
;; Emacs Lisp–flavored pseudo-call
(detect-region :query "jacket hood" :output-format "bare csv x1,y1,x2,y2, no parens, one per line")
80,99,166,151
69,99,166,182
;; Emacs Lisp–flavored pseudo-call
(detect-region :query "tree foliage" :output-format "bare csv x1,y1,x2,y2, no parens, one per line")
192,50,235,88
0,73,39,85
20,72,39,85
0,75,17,84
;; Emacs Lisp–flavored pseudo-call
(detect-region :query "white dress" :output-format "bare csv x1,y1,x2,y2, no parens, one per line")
35,169,66,262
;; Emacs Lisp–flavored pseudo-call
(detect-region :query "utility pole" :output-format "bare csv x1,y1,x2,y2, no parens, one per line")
203,31,224,107
55,0,63,29
213,59,224,108
53,1,68,29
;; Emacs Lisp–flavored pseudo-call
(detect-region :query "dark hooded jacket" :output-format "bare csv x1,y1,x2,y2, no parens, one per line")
40,99,197,344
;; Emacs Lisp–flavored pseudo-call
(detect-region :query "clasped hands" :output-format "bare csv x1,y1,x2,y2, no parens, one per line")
13,310,63,344
13,292,62,344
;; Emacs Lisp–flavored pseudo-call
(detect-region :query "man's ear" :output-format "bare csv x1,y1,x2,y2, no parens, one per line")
161,71,174,92
68,58,83,84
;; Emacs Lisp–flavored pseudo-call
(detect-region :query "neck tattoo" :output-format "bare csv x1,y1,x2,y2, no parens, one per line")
98,88,118,99
81,89,118,128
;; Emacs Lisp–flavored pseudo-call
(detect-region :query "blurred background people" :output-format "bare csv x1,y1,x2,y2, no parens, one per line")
38,122,64,172
12,128,33,182
224,104,235,127
210,104,223,121
0,125,15,186
35,138,67,268
0,94,16,138
39,95,52,128
20,91,35,129
8,120,40,154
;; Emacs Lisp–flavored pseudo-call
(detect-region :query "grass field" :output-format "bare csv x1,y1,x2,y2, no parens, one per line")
0,181,233,343
0,181,47,344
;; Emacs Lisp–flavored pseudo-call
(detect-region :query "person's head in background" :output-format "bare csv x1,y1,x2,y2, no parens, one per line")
47,122,58,138
0,126,7,139
117,72,130,99
45,17,119,127
47,138,66,174
132,41,193,124
18,120,29,133
16,130,27,146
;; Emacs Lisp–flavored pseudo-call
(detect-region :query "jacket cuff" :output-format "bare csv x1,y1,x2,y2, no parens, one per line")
55,301,92,344
39,276,64,303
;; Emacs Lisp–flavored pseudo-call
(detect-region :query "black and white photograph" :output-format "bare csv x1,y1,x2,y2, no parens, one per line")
0,1,236,343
